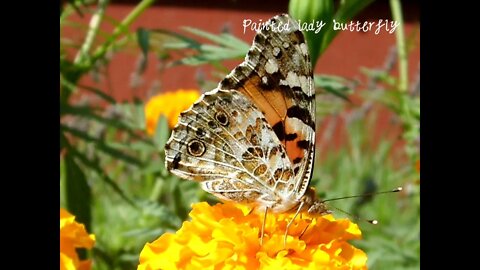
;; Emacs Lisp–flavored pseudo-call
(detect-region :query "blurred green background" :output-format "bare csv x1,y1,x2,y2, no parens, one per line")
60,0,419,269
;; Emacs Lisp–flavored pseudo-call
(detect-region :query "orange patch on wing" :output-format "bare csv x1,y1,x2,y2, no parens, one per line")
238,75,288,127
285,124,307,165
237,75,308,167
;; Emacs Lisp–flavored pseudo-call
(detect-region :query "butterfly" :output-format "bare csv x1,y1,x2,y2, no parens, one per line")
165,14,330,244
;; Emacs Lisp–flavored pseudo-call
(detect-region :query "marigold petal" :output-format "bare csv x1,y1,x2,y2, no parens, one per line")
60,208,95,270
137,202,368,269
144,89,201,135
60,252,77,270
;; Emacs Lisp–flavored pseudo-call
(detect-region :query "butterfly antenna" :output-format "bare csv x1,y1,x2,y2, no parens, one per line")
327,204,378,224
321,187,403,224
321,187,402,203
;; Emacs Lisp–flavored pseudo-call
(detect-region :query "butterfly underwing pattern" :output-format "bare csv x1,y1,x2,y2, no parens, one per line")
165,14,329,217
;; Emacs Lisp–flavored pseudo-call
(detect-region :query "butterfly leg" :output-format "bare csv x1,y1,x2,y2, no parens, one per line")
299,222,310,240
260,206,269,246
246,206,255,216
284,202,304,247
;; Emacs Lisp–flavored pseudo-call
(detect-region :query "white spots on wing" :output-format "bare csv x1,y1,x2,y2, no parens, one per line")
291,50,302,66
265,58,279,74
299,76,310,94
262,76,268,85
284,71,300,88
300,43,309,56
285,117,314,134
273,47,281,57
278,72,312,95
283,42,290,49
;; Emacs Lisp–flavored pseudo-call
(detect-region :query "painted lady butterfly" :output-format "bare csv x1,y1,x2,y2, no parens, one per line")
165,14,330,241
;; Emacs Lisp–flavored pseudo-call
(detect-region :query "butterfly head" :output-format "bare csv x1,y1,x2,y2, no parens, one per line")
300,187,332,216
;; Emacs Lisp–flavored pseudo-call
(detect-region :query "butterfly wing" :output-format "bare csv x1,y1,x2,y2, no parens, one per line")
165,88,296,210
218,14,315,199
165,14,315,211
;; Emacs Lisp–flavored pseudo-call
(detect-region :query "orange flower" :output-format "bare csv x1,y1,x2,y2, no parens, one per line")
60,208,96,270
138,202,367,270
144,89,201,135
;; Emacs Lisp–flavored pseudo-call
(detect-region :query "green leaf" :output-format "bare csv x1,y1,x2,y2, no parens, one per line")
289,0,334,67
65,153,92,231
151,28,202,50
61,104,145,141
360,67,398,86
153,115,169,151
67,143,136,207
172,183,188,220
182,27,250,50
78,84,116,104
61,124,144,166
147,27,249,67
61,124,98,142
128,140,156,152
314,74,354,101
136,28,150,73
97,143,143,166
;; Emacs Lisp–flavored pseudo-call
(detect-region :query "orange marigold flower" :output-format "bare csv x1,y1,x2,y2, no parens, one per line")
138,202,367,270
60,208,96,270
144,89,201,135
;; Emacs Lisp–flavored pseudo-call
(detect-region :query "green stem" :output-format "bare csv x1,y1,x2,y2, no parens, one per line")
149,177,164,202
390,0,408,93
90,0,156,64
390,0,417,162
74,0,109,65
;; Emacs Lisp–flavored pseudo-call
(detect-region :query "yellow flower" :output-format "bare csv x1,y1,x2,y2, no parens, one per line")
144,89,201,135
138,202,367,270
60,208,96,270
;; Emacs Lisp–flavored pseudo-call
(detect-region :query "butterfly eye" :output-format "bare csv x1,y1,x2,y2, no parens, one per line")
215,111,229,126
187,140,206,157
